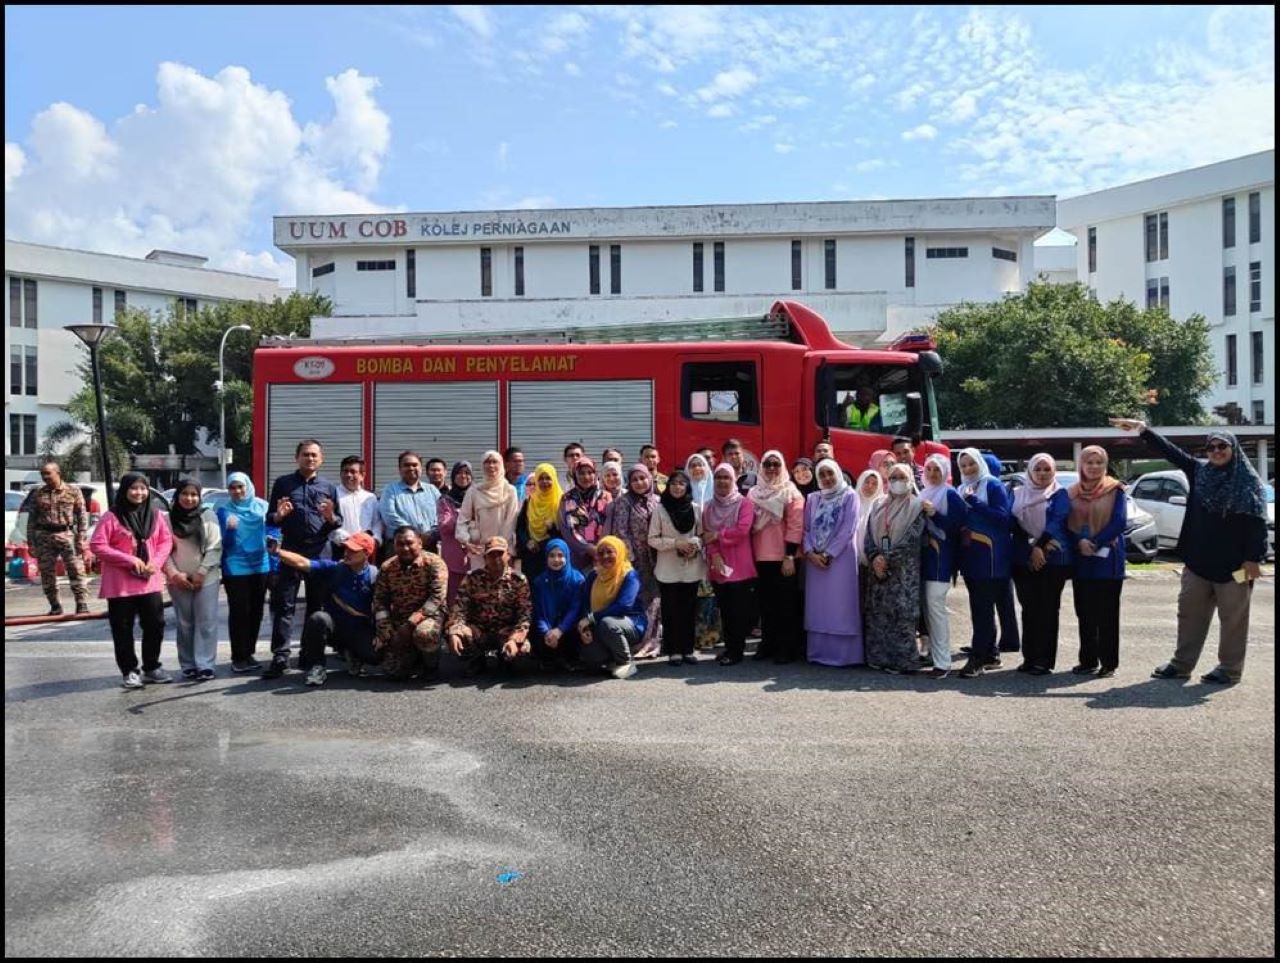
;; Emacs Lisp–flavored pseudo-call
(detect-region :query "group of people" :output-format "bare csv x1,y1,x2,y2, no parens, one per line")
44,417,1265,691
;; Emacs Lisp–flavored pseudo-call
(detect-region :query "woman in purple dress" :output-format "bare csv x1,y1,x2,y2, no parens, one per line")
803,458,863,666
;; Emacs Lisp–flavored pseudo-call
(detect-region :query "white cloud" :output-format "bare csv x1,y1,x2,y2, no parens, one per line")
893,82,927,111
737,114,777,132
697,66,758,102
854,158,888,173
901,123,938,141
656,82,678,97
706,103,736,119
773,142,796,154
6,142,26,192
5,62,393,289
449,5,494,39
658,119,678,129
564,62,582,77
514,195,556,209
542,11,589,53
947,92,978,123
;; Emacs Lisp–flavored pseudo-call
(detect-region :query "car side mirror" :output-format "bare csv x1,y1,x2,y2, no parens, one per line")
1168,495,1187,506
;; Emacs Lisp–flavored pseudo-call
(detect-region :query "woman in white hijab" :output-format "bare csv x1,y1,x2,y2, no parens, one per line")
918,454,967,678
853,469,884,567
802,459,863,666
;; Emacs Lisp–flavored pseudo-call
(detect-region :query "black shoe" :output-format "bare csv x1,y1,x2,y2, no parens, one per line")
717,653,743,666
1071,664,1097,675
1151,663,1190,680
957,660,984,678
1095,667,1115,679
982,657,1002,670
681,654,699,666
1200,667,1237,685
959,645,972,655
917,653,933,665
1027,665,1051,676
75,602,90,615
752,649,772,662
47,603,63,617
1016,662,1033,673
773,654,795,665
261,656,288,679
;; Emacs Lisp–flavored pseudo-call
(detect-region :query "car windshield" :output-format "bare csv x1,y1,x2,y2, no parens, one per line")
5,491,23,511
821,362,928,437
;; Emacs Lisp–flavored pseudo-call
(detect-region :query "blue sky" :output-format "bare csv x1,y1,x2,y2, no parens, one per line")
5,5,1274,285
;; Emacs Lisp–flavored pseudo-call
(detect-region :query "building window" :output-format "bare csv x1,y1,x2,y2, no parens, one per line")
1252,400,1266,426
992,247,1017,262
588,245,600,295
905,237,915,288
311,262,335,278
1146,278,1159,309
406,250,416,298
8,278,18,328
24,345,36,396
1252,331,1265,386
1224,266,1237,316
1087,227,1097,274
480,247,493,298
9,345,20,395
10,414,38,456
692,243,704,293
114,289,126,317
1144,213,1158,262
356,260,396,271
926,247,969,259
791,240,802,291
10,345,36,396
681,360,760,424
9,278,39,329
713,242,725,293
1226,333,1238,386
177,297,197,319
1159,211,1169,260
513,247,524,298
1249,261,1261,313
610,244,621,295
1223,197,1236,249
1160,277,1170,310
823,239,836,290
1249,191,1261,243
93,287,103,324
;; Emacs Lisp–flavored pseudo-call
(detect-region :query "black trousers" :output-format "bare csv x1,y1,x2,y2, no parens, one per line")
1013,567,1069,670
658,581,699,657
713,580,757,659
224,573,268,662
271,565,326,655
531,626,581,662
299,612,378,670
966,578,1003,662
1073,579,1123,671
108,593,166,675
996,576,1021,652
755,562,802,660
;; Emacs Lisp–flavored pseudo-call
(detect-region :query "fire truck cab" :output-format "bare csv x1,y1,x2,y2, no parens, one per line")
251,300,945,491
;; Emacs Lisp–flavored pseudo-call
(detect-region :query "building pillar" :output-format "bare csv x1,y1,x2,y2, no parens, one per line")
1072,441,1084,466
1258,438,1270,480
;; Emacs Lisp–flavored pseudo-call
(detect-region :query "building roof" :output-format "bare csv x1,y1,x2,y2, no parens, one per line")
1057,150,1274,228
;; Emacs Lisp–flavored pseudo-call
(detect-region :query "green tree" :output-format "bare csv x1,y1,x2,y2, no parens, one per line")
929,282,1214,430
51,292,329,479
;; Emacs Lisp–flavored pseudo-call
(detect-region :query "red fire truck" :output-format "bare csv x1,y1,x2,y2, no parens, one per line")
251,300,946,491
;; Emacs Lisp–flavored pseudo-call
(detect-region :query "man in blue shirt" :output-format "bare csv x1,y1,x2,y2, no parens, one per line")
504,446,529,501
269,532,378,687
264,438,342,677
379,450,441,542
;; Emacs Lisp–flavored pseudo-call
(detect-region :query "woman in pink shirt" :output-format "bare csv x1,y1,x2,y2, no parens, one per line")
90,473,174,689
702,463,757,666
749,450,806,664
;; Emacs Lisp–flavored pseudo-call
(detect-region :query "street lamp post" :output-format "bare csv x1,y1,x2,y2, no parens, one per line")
218,324,252,488
64,322,119,506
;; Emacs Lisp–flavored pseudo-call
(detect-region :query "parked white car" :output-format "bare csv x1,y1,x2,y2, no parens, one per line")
5,490,25,544
1130,470,1275,559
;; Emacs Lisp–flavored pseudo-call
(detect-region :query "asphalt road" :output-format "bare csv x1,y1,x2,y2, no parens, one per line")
4,572,1275,957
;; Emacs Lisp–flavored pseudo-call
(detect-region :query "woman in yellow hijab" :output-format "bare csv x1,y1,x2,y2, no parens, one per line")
515,463,563,581
578,535,645,679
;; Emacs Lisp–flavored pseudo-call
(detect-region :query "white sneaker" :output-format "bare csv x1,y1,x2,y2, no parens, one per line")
122,671,143,689
611,661,638,680
305,665,327,687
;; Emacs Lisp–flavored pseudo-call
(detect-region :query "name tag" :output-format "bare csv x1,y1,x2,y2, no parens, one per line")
881,536,892,554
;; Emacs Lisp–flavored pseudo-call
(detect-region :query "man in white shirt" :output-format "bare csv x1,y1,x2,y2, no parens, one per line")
329,455,384,557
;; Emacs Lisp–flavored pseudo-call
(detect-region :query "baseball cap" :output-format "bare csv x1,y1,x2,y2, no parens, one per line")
343,532,377,557
483,536,509,555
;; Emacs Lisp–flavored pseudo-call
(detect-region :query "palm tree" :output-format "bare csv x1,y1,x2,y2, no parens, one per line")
39,418,129,482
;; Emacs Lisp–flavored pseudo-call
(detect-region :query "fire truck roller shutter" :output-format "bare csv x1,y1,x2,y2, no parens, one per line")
374,382,499,492
509,380,654,478
267,384,366,487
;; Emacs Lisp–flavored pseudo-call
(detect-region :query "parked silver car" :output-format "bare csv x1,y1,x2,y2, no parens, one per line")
1131,471,1275,560
1005,471,1160,563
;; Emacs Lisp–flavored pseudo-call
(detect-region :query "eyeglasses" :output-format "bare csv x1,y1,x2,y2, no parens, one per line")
1205,442,1231,453
763,460,782,468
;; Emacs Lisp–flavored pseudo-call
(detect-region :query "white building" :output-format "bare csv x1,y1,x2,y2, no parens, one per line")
1057,151,1275,427
273,197,1056,344
5,241,281,489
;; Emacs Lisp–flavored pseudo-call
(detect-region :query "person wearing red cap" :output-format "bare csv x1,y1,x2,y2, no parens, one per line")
444,536,533,675
269,531,378,686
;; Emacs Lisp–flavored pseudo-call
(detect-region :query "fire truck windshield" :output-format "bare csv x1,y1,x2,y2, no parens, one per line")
820,362,931,439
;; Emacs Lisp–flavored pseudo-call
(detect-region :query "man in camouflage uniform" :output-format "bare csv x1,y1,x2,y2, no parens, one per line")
372,525,449,679
29,460,90,615
445,536,533,676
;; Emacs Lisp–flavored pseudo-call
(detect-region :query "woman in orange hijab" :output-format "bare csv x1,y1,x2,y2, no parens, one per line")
1066,445,1127,678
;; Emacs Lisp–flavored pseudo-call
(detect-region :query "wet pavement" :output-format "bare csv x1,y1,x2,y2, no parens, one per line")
4,572,1275,957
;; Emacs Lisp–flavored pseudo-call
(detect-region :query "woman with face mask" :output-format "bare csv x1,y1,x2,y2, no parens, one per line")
531,538,585,672
862,464,927,674
1114,418,1268,685
1010,454,1072,675
1065,445,1127,678
749,450,806,664
702,463,758,666
648,469,706,665
164,479,223,681
606,464,663,659
90,473,175,689
954,448,1013,678
802,459,863,667
514,463,563,584
918,455,967,678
